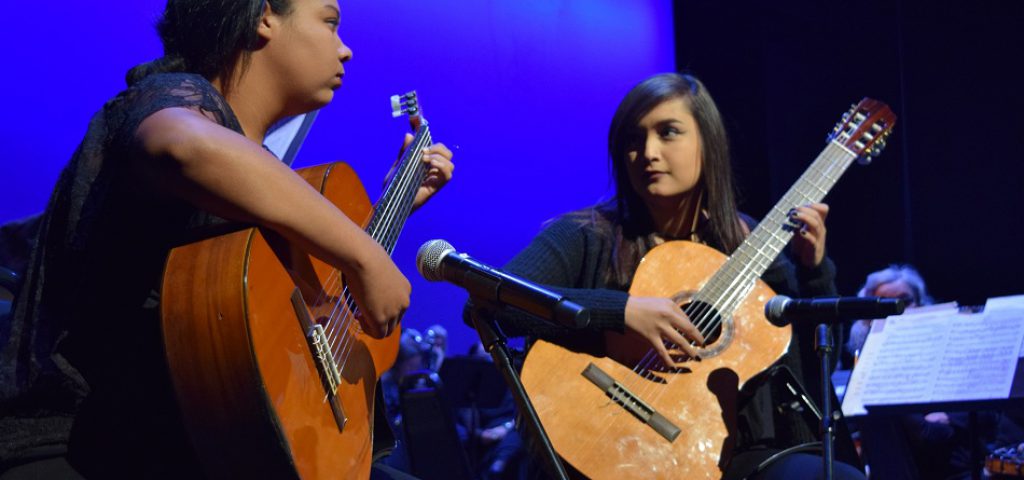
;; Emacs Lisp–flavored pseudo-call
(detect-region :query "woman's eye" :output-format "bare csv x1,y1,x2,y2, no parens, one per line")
660,127,680,138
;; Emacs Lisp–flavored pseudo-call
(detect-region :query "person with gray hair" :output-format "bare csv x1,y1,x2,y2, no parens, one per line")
846,264,933,360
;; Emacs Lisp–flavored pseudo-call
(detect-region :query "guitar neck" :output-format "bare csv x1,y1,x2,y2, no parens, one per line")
365,124,432,254
697,141,857,310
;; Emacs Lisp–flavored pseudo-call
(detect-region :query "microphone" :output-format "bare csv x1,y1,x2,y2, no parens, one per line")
416,239,590,328
764,295,905,323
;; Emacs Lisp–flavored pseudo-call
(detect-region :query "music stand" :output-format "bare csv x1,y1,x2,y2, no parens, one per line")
438,355,512,468
843,295,1024,480
438,355,509,412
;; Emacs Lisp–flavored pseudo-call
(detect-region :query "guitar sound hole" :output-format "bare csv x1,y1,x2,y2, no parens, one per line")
682,301,722,346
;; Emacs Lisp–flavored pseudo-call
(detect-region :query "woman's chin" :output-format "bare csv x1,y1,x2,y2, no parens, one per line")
313,90,335,108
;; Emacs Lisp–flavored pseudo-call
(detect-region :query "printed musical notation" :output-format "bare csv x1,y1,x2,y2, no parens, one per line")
842,295,1024,416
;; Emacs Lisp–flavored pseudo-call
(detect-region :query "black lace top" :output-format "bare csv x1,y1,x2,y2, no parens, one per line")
0,73,242,476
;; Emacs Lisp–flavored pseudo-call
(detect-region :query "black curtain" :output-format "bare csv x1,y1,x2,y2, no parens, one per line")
674,0,1024,304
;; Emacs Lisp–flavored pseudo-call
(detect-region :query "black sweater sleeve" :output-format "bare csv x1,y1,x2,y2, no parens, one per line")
465,217,628,350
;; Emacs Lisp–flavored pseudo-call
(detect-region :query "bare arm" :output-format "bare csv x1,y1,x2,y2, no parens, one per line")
134,107,408,338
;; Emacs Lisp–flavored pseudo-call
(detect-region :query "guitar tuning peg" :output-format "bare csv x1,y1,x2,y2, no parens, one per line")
390,95,403,118
389,90,420,118
872,138,887,154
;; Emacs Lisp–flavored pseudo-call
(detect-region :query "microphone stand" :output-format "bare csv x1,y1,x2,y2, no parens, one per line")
815,322,836,480
466,299,569,480
768,296,901,479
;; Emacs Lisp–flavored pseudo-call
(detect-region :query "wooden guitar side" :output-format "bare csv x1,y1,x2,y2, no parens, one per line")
521,240,791,479
161,162,399,479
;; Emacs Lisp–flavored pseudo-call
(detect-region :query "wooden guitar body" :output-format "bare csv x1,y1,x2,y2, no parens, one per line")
522,241,789,479
161,162,398,479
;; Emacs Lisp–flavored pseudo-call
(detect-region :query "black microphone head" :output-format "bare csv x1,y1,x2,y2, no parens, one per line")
764,295,791,322
416,239,455,281
878,297,906,316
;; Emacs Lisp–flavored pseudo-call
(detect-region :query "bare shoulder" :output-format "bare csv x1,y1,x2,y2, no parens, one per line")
135,107,235,160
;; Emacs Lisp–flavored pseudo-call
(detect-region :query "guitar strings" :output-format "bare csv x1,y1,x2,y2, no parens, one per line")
334,128,430,365
640,147,842,386
636,145,853,405
333,146,427,370
318,129,430,356
572,175,796,451
620,145,852,408
619,200,784,399
300,125,430,376
325,137,427,375
329,129,432,369
325,128,430,358
574,146,850,455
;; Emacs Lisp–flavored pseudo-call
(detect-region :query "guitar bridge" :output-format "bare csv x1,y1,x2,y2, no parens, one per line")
308,324,342,394
582,363,681,442
290,288,347,432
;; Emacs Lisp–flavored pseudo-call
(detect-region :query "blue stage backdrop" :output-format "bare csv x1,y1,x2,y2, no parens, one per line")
0,1,675,356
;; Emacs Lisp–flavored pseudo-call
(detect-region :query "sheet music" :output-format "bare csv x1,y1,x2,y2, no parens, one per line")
985,295,1024,358
842,298,1024,416
264,114,307,160
264,112,319,166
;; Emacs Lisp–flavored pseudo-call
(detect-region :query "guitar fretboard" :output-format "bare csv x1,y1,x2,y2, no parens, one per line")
365,124,432,254
694,141,857,316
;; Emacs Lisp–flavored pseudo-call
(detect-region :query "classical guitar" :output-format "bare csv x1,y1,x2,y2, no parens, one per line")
520,99,896,479
161,92,431,478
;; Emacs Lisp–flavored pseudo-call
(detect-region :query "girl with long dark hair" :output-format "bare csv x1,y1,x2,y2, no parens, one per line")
489,73,863,479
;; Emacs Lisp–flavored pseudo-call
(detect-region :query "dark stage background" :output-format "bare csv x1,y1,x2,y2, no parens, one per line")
675,0,1024,307
1,1,1021,355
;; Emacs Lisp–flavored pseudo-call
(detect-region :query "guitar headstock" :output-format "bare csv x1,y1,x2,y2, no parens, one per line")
390,90,424,130
829,98,896,165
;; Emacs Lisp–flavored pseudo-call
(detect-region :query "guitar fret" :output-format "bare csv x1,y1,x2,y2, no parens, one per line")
367,127,432,253
696,140,861,315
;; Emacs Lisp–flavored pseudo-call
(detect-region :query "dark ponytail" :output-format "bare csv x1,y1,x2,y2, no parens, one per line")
124,0,293,87
125,54,187,86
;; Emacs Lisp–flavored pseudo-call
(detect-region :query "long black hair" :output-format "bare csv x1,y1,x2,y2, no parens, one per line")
588,73,745,288
126,0,293,87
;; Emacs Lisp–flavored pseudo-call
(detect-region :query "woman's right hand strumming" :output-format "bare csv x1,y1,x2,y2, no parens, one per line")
345,244,411,339
624,296,705,367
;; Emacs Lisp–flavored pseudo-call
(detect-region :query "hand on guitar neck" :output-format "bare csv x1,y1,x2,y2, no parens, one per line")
787,203,830,269
388,132,455,212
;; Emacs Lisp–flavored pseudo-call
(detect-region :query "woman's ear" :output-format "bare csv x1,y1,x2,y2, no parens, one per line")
256,1,278,42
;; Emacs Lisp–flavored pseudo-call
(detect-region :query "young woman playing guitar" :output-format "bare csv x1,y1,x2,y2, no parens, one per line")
485,73,864,479
1,0,452,478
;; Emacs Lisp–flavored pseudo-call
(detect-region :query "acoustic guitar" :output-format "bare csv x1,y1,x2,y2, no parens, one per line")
161,92,430,478
520,99,896,479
